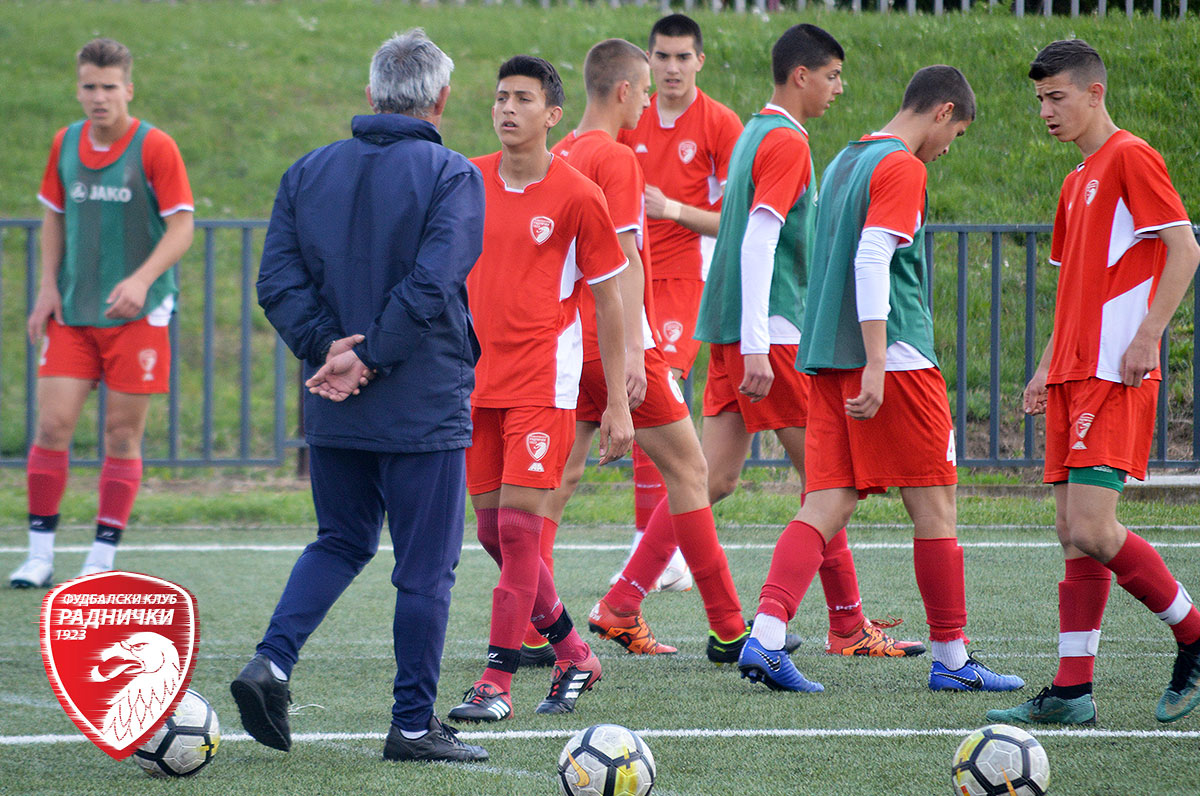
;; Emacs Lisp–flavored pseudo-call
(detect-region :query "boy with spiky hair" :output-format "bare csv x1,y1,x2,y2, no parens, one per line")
737,65,1025,695
988,39,1200,726
12,38,193,588
448,55,634,723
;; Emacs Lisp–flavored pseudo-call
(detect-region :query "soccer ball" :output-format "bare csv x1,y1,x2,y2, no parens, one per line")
951,723,1049,796
132,689,221,778
557,724,656,796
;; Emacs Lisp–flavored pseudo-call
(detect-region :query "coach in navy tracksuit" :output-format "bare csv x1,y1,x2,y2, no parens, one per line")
230,30,488,764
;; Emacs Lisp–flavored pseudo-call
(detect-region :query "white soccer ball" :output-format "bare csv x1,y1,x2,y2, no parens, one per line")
951,723,1049,796
557,723,656,796
132,689,221,778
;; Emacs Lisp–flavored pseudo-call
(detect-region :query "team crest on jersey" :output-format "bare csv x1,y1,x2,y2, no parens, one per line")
678,140,697,165
635,143,648,154
1072,412,1095,450
530,216,554,245
662,320,684,353
69,182,89,204
526,432,550,472
138,349,157,382
1084,179,1099,206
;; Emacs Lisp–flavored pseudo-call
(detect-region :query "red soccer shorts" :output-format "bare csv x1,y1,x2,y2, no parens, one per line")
576,346,689,428
702,342,808,432
466,405,576,495
804,367,957,496
39,317,170,394
651,277,705,377
1044,377,1158,483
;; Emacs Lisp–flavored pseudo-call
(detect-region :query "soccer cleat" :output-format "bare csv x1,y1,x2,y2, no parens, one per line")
736,638,824,693
519,642,557,668
929,654,1025,692
383,715,488,762
9,556,53,589
447,682,512,723
588,599,677,655
1156,643,1200,723
535,649,602,714
707,624,803,665
230,654,293,751
986,686,1097,725
655,550,693,592
826,618,926,657
77,561,110,578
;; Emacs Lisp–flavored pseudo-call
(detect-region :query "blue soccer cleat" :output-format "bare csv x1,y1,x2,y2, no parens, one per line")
737,638,824,693
929,654,1025,692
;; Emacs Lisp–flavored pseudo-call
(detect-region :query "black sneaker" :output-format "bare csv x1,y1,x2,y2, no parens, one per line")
519,642,557,668
230,654,292,751
383,715,488,762
447,682,512,723
535,650,602,714
706,624,803,665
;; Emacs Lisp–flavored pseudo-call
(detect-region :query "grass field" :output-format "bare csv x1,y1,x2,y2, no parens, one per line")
3,491,1200,795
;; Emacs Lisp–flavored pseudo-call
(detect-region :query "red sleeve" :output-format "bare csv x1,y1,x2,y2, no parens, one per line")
593,144,643,234
863,150,927,244
749,128,811,221
1121,141,1190,235
712,106,743,184
142,128,194,216
37,128,69,213
1049,176,1069,267
576,183,629,284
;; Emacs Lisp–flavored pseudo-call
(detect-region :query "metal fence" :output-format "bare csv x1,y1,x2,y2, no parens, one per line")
422,0,1190,19
1,218,1197,470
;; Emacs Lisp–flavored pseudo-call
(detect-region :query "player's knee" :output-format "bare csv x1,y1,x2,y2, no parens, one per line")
708,471,738,504
34,420,74,450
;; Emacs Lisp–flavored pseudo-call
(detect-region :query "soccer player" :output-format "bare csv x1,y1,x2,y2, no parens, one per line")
735,65,1026,694
447,55,634,723
988,40,1200,726
11,38,193,588
694,23,923,660
542,38,751,664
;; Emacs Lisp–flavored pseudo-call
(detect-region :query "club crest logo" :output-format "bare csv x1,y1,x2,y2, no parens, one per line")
526,431,550,472
1085,179,1099,206
530,216,554,245
138,349,157,382
1073,412,1095,450
678,140,697,165
40,571,199,760
662,320,684,353
69,181,88,204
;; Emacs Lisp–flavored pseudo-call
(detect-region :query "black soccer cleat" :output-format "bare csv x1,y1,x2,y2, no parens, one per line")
519,642,557,668
535,650,602,714
230,654,292,751
383,715,488,762
447,682,512,723
707,623,802,665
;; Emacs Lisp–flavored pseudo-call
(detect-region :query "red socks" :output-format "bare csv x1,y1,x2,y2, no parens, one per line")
632,443,667,531
670,506,744,641
1105,531,1200,646
96,456,142,531
913,537,967,642
27,445,69,518
1054,555,1112,688
757,521,826,623
485,508,543,690
819,528,866,636
523,518,559,648
605,498,675,614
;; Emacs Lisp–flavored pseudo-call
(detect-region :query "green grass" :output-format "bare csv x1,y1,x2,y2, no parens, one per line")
4,493,1200,795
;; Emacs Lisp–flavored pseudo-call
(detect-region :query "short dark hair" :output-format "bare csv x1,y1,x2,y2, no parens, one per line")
77,38,132,80
1028,39,1106,89
771,24,843,86
584,39,648,98
497,55,565,109
901,65,975,122
649,13,703,54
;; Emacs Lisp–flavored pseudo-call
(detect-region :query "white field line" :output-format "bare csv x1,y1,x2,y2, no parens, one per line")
5,726,1200,747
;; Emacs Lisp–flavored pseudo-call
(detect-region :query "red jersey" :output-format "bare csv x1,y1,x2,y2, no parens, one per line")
38,119,193,216
620,89,742,280
552,129,656,362
1047,130,1190,385
467,151,627,409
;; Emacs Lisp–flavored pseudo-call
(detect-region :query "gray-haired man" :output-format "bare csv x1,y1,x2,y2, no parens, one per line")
230,29,487,763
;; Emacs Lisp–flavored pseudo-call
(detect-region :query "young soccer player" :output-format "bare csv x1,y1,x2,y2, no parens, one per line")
988,39,1200,726
11,38,193,588
735,65,1025,694
448,56,634,723
694,23,923,660
541,38,752,664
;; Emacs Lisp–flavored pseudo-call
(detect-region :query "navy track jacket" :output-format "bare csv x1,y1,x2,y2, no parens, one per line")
258,113,485,453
